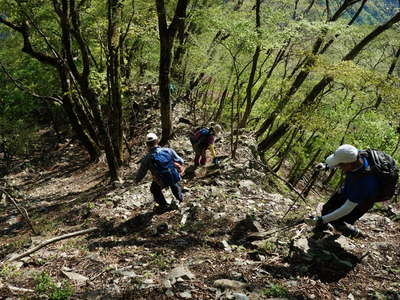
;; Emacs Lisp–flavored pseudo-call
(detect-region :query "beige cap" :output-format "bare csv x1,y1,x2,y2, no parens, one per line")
326,144,358,168
146,133,158,142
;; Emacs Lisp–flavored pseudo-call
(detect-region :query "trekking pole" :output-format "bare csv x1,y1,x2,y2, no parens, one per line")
248,219,305,240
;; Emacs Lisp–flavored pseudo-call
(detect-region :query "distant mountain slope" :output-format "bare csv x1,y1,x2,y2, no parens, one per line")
351,0,399,24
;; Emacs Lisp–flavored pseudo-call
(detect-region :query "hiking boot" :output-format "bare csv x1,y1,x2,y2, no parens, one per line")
153,201,180,214
153,205,174,214
170,201,181,210
334,223,365,238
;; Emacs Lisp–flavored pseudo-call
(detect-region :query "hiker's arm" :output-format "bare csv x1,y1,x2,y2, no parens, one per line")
209,144,216,158
321,200,358,223
207,135,217,158
135,156,150,183
169,149,184,165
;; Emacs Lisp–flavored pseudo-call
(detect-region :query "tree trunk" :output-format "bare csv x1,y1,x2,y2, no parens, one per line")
238,0,261,128
155,0,189,145
58,68,100,161
107,0,124,166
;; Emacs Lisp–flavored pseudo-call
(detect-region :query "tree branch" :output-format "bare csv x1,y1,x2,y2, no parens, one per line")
0,62,63,104
3,227,98,263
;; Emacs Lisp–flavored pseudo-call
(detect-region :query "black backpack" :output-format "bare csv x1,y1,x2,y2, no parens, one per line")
359,149,399,202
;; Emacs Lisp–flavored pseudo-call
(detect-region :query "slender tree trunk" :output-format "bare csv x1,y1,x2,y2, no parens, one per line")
58,68,100,161
107,0,124,166
238,0,261,128
155,0,189,145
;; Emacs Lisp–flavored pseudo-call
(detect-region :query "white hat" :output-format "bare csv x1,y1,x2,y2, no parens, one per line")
146,133,158,142
213,124,222,135
325,144,358,168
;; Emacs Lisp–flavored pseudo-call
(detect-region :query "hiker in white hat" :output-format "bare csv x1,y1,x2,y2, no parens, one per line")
306,144,398,238
135,133,185,214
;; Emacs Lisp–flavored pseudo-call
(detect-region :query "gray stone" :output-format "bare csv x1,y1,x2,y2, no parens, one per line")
222,240,232,252
334,236,355,252
214,279,247,290
179,291,192,299
233,293,249,300
292,238,310,253
61,270,89,285
163,279,172,288
167,266,195,281
230,216,264,242
114,270,140,278
9,261,23,270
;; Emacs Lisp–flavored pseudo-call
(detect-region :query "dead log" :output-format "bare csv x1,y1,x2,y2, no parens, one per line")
3,227,98,263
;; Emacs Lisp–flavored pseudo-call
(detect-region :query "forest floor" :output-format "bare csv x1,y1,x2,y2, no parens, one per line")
0,117,399,299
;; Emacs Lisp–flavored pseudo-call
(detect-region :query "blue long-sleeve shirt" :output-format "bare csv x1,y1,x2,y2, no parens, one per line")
135,146,184,183
340,157,379,204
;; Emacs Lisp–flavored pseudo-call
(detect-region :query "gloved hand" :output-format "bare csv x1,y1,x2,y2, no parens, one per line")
304,216,324,227
315,162,328,170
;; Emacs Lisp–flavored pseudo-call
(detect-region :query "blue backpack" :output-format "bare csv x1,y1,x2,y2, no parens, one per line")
150,149,180,186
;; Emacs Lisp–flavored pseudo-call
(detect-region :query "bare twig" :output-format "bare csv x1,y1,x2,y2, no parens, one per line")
3,227,98,263
0,188,38,235
0,62,62,104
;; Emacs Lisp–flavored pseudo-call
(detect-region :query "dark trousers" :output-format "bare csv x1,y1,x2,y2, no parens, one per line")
322,192,375,227
150,181,183,206
193,144,207,166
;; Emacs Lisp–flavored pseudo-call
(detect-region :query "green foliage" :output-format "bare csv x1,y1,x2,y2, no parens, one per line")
35,272,74,300
0,115,38,157
0,264,22,279
262,283,289,298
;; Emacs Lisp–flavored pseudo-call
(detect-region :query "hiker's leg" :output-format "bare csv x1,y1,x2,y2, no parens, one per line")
339,198,375,225
150,181,168,206
333,223,363,237
199,149,207,166
322,192,347,215
332,203,372,238
194,153,201,166
193,144,201,166
330,199,374,237
170,182,183,202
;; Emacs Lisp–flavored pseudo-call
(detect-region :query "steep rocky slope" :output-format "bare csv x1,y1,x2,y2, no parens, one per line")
0,115,399,299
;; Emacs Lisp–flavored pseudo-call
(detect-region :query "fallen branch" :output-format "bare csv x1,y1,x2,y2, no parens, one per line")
3,227,98,263
0,188,38,235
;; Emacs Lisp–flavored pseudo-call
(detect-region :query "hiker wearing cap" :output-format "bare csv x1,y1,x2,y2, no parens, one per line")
306,144,398,238
190,124,222,167
135,133,185,214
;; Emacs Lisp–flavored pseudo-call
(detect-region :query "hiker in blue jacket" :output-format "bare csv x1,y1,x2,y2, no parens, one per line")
135,133,185,213
306,144,398,238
